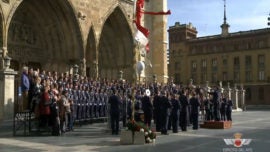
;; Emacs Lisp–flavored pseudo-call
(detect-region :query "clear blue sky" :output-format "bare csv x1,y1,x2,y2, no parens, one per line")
167,0,270,37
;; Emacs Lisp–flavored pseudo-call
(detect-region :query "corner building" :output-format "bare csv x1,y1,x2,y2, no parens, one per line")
168,21,270,105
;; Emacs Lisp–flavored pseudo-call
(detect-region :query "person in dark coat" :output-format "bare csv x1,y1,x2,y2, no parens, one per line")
160,91,171,135
170,93,180,133
141,92,153,127
179,89,189,131
108,89,121,135
226,97,233,121
153,91,161,132
209,87,221,121
220,95,227,121
204,95,211,121
189,92,200,130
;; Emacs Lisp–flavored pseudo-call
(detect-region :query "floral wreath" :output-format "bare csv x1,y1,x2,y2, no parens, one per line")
126,120,156,143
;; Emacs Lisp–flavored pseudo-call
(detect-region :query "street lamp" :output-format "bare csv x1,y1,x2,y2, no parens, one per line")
4,55,11,69
119,70,123,80
73,64,79,84
73,64,79,75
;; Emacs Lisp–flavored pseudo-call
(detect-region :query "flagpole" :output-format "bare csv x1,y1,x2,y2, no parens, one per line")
132,0,138,121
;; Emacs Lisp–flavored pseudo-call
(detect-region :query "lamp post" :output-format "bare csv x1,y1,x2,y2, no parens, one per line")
73,64,79,75
73,64,79,83
4,55,11,70
119,70,123,80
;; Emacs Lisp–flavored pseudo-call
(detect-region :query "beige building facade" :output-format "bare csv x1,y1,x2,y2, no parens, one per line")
168,22,270,105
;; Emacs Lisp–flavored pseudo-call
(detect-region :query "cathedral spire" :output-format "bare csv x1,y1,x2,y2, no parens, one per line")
221,0,230,36
223,0,227,24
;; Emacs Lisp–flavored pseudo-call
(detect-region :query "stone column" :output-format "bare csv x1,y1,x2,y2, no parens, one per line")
231,84,242,111
218,81,224,95
240,84,246,111
80,58,86,76
147,0,169,83
227,82,232,100
0,68,17,122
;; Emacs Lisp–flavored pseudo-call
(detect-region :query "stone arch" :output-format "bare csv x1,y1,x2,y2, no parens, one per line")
85,26,97,78
7,0,83,72
0,4,3,49
98,6,134,81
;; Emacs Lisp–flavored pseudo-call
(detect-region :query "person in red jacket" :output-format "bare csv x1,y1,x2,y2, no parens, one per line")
39,85,51,128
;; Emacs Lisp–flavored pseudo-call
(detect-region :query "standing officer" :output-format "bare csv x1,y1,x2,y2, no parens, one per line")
153,90,161,132
226,96,233,121
179,89,189,131
220,95,227,121
189,92,200,130
160,90,171,135
170,93,180,133
209,87,221,121
108,89,121,135
141,90,153,127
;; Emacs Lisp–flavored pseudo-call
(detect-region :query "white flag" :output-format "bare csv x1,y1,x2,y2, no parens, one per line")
134,29,149,46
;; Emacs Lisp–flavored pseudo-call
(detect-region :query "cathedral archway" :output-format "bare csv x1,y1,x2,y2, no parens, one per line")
85,27,97,78
8,0,83,72
98,7,134,81
0,5,3,52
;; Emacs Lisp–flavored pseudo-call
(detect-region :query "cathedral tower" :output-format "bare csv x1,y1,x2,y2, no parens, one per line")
145,0,169,83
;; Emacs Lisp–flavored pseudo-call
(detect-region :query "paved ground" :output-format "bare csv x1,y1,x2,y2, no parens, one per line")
0,110,270,152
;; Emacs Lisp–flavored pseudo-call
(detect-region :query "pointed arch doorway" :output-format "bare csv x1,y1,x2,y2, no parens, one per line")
8,0,83,72
98,7,134,81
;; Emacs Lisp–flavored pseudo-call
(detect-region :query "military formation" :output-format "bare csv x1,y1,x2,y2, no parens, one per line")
21,67,233,136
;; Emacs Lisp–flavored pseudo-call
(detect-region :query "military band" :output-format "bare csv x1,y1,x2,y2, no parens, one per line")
24,68,234,136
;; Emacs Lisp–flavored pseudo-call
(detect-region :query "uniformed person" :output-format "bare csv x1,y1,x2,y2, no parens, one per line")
220,95,227,121
179,89,189,131
189,92,200,130
141,90,153,127
160,90,171,135
153,90,161,132
226,96,233,121
170,93,180,133
108,89,121,135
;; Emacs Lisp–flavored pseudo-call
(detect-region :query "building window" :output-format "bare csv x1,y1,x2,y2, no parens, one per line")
223,58,227,66
211,73,217,83
191,73,197,83
258,54,265,69
201,59,207,70
258,70,265,81
234,57,240,70
234,71,240,82
258,40,265,48
201,72,207,84
245,71,252,82
222,72,228,81
191,60,197,72
211,58,217,71
245,56,252,70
